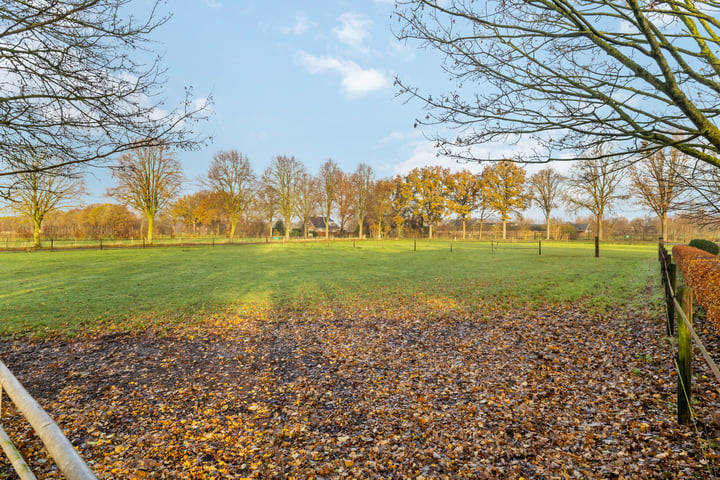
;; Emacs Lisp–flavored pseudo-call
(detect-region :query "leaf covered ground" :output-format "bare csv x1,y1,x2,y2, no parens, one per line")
1,301,719,479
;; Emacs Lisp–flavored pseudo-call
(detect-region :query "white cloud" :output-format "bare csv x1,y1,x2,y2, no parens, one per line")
281,13,316,35
333,12,373,50
391,140,477,176
296,51,389,96
379,131,406,144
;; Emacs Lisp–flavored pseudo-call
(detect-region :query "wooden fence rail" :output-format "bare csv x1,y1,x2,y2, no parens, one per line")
0,360,97,479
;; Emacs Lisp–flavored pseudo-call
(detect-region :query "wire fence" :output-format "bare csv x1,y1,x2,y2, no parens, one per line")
658,242,720,427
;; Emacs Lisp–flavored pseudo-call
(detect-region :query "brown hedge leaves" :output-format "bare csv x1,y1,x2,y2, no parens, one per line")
673,245,720,327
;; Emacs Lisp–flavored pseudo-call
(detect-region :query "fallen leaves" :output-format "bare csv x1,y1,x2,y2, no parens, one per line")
0,302,718,478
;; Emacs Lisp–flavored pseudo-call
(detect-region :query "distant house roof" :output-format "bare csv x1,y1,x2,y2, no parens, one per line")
530,223,589,233
570,223,590,233
308,216,339,232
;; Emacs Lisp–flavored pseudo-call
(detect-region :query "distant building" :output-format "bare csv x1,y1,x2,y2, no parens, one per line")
307,216,340,235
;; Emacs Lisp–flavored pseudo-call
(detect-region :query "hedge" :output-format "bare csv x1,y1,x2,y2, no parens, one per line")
688,238,720,256
673,245,720,327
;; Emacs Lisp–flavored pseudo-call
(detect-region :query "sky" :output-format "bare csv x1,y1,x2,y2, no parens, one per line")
83,0,649,221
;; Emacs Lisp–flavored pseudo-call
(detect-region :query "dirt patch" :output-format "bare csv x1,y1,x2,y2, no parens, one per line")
0,306,718,478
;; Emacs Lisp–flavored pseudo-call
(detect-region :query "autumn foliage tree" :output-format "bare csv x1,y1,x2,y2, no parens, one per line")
401,166,451,239
170,191,221,235
481,161,527,240
447,169,483,239
109,145,184,244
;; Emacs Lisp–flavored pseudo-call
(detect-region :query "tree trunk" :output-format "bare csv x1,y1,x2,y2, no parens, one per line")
660,213,667,241
146,214,155,244
229,218,238,240
32,215,42,248
462,219,467,239
502,219,507,240
596,215,603,242
428,223,433,239
545,212,551,240
479,220,484,240
284,215,291,240
358,217,364,239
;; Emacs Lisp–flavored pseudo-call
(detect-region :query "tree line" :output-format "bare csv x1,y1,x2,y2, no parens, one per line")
2,143,716,248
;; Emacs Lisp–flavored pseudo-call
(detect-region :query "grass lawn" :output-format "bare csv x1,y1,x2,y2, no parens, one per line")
0,239,661,335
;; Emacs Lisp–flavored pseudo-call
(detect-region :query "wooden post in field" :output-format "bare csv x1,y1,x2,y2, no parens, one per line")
538,239,542,255
594,236,599,257
677,287,693,425
50,239,54,251
414,239,417,252
666,263,677,335
450,240,453,253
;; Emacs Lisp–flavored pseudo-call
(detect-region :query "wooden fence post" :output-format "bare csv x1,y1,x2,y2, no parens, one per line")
677,287,693,425
594,236,599,258
450,240,453,253
538,239,542,255
666,263,676,335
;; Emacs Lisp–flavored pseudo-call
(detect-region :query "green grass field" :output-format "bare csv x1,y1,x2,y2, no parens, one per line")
0,239,662,335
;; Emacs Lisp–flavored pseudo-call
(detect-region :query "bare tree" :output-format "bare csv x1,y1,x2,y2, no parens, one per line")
296,172,319,237
629,148,688,239
481,161,528,240
318,159,341,239
394,1,720,170
0,0,208,189
351,163,375,238
336,171,355,235
108,145,184,244
680,163,720,226
261,155,305,240
564,157,626,241
6,151,84,247
528,168,564,240
369,178,395,239
255,184,279,238
206,150,256,240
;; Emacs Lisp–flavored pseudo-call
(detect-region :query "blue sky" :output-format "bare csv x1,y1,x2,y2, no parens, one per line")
87,0,461,198
83,0,647,221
